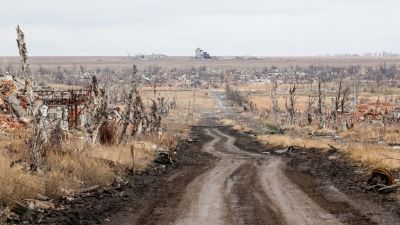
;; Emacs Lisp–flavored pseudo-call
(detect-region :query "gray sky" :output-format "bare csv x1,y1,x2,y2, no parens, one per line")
0,0,399,56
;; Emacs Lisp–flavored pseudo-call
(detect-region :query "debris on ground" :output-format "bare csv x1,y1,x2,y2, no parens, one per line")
0,80,16,97
274,148,288,154
11,201,32,216
355,102,394,122
26,199,55,210
0,114,25,134
365,168,398,194
154,147,172,164
309,131,337,138
367,168,394,186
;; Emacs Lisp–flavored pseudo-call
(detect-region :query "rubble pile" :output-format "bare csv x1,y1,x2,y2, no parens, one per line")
0,77,29,133
0,80,16,97
0,80,16,113
354,102,395,121
0,114,25,134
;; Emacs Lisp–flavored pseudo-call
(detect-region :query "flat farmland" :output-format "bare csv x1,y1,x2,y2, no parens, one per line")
3,56,400,70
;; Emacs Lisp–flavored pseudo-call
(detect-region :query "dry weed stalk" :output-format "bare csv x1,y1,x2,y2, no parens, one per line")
130,144,135,170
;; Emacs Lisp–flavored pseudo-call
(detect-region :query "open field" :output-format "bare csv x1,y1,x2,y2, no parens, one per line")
3,56,400,70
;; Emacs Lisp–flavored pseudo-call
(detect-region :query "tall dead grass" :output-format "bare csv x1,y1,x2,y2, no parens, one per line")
221,118,251,132
258,134,400,170
89,141,155,171
0,154,42,205
339,125,400,144
44,152,114,197
258,135,335,150
0,131,177,205
348,143,400,170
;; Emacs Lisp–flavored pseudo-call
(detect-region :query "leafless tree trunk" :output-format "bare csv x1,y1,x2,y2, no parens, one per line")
270,81,279,124
82,76,108,144
30,105,49,171
16,25,46,170
120,89,134,142
285,84,296,125
332,81,350,128
307,84,316,125
318,81,325,129
352,74,360,109
16,25,33,116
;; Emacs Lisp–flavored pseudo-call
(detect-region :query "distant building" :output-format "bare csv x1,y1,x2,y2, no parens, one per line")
195,48,211,59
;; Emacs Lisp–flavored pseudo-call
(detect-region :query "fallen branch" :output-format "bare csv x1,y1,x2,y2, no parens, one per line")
328,144,339,151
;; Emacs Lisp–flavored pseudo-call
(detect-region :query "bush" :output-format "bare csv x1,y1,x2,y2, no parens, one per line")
99,121,118,145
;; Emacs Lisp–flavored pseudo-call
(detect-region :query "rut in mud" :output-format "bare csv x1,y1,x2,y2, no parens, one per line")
29,126,400,225
169,128,345,225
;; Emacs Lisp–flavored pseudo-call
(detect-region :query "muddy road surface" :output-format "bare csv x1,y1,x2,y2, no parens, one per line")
159,128,343,225
106,126,400,225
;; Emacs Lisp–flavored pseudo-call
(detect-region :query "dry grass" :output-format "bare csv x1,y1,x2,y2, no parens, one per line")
0,153,42,205
0,135,116,204
339,125,400,143
0,136,153,205
139,88,217,113
348,143,400,170
89,141,155,171
220,118,251,132
258,134,400,170
258,135,335,150
247,95,310,112
43,152,114,197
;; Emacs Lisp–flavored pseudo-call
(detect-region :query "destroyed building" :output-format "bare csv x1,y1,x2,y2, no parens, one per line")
195,48,211,59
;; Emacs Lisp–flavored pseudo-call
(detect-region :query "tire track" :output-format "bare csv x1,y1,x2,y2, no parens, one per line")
258,159,343,225
226,161,284,225
171,128,346,225
172,129,245,225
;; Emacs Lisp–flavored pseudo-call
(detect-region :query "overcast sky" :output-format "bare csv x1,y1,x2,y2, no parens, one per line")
0,0,399,56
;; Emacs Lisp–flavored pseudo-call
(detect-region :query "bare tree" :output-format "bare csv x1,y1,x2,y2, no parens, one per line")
16,25,33,116
317,80,325,129
15,25,46,170
82,76,108,144
30,105,49,171
332,81,350,127
307,84,316,125
285,84,296,125
270,81,279,124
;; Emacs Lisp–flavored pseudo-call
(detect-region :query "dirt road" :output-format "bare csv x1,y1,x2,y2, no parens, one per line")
170,128,344,225
107,92,399,225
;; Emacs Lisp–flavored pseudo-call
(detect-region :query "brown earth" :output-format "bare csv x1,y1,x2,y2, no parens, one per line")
20,126,215,225
17,125,400,225
15,91,400,225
